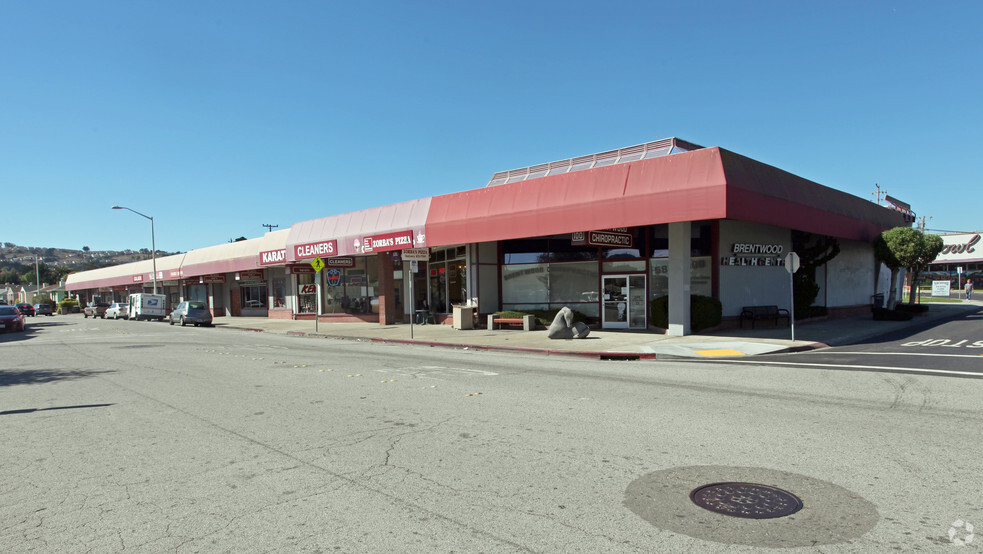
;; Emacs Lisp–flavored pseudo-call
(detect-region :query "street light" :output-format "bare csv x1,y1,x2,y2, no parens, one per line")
112,205,157,294
35,255,41,304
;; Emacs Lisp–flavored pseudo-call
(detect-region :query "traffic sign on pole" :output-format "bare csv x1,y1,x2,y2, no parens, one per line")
310,257,325,333
784,252,801,274
785,251,799,342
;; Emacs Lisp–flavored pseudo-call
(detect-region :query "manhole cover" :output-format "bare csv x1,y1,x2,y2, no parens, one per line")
690,482,803,519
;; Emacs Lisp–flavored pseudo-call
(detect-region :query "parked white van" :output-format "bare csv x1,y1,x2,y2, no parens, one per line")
128,293,167,321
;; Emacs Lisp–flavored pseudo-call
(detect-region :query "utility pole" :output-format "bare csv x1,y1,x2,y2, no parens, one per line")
917,216,932,231
262,224,279,233
872,183,887,205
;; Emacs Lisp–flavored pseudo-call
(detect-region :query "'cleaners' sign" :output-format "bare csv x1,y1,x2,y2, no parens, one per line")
294,240,337,260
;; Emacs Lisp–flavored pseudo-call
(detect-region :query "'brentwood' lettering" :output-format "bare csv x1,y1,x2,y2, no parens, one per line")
732,243,784,255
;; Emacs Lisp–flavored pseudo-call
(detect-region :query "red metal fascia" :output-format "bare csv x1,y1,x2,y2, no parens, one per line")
426,148,729,246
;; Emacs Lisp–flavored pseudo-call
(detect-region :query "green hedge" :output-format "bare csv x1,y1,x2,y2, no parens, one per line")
895,303,929,314
873,307,914,321
649,295,722,332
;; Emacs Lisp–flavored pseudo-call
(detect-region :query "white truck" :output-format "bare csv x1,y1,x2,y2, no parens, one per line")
128,293,167,321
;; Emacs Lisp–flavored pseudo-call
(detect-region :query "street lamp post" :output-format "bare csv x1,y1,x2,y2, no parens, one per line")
112,206,157,294
35,255,41,304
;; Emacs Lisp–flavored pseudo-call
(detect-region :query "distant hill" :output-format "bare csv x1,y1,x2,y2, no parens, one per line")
0,243,180,270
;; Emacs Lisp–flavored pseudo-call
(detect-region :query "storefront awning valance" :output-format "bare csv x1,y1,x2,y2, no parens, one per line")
181,229,290,277
286,198,430,261
65,253,186,291
425,147,906,247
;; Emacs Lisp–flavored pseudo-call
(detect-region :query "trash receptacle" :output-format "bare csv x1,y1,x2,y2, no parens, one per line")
452,305,475,330
871,294,884,308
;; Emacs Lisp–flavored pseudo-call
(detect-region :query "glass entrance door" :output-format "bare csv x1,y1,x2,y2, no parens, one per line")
601,274,646,329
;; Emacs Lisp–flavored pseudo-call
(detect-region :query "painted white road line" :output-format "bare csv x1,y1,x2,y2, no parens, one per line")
815,351,983,359
697,359,983,378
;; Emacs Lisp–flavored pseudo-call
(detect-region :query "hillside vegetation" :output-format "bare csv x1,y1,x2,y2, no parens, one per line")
0,242,178,285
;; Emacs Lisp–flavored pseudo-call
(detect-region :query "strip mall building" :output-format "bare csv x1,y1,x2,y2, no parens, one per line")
925,232,983,284
66,138,909,335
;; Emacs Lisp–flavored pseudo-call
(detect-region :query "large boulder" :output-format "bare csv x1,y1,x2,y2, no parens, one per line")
547,307,590,339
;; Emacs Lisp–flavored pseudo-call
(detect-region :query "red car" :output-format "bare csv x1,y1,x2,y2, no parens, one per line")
0,305,26,333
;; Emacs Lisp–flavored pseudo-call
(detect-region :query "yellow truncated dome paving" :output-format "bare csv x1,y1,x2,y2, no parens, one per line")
693,348,746,357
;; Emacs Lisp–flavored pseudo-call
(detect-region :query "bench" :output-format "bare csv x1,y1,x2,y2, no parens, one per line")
487,314,536,331
739,305,790,328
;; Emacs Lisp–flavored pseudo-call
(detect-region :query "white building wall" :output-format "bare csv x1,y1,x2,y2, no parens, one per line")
718,221,792,317
821,239,879,307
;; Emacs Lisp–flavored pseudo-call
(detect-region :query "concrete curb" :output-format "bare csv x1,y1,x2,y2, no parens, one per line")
208,303,980,360
221,324,658,360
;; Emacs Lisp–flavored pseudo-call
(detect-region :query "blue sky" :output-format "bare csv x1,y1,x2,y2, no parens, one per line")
2,1,980,253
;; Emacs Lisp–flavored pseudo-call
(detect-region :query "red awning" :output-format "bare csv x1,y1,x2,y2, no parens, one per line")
719,149,906,243
426,148,727,246
286,198,430,261
425,147,906,246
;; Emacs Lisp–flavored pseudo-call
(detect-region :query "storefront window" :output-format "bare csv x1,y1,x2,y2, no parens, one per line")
548,262,598,304
448,260,466,308
188,284,207,304
272,277,286,308
426,247,467,313
649,222,712,257
297,274,316,313
648,256,712,301
241,284,268,309
322,258,379,314
503,238,549,264
502,264,549,304
602,259,646,273
501,260,600,320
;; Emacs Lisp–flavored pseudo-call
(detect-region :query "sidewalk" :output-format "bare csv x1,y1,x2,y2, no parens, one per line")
211,302,981,360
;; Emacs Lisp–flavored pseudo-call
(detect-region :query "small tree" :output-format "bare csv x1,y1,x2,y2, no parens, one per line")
791,232,840,314
874,227,943,310
906,233,944,303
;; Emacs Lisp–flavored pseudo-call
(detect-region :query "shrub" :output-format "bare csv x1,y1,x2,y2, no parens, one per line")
872,307,913,321
493,310,530,319
529,309,589,328
895,303,929,315
650,295,722,332
493,309,590,328
798,305,828,319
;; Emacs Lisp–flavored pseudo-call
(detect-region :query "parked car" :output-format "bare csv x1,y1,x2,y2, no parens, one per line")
105,302,129,320
15,303,35,317
34,303,54,316
168,301,213,327
0,305,26,332
83,301,110,318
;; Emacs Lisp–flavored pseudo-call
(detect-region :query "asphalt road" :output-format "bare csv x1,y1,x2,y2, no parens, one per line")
718,305,983,379
2,316,982,552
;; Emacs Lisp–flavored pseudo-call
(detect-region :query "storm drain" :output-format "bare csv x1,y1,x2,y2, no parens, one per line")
690,482,803,519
